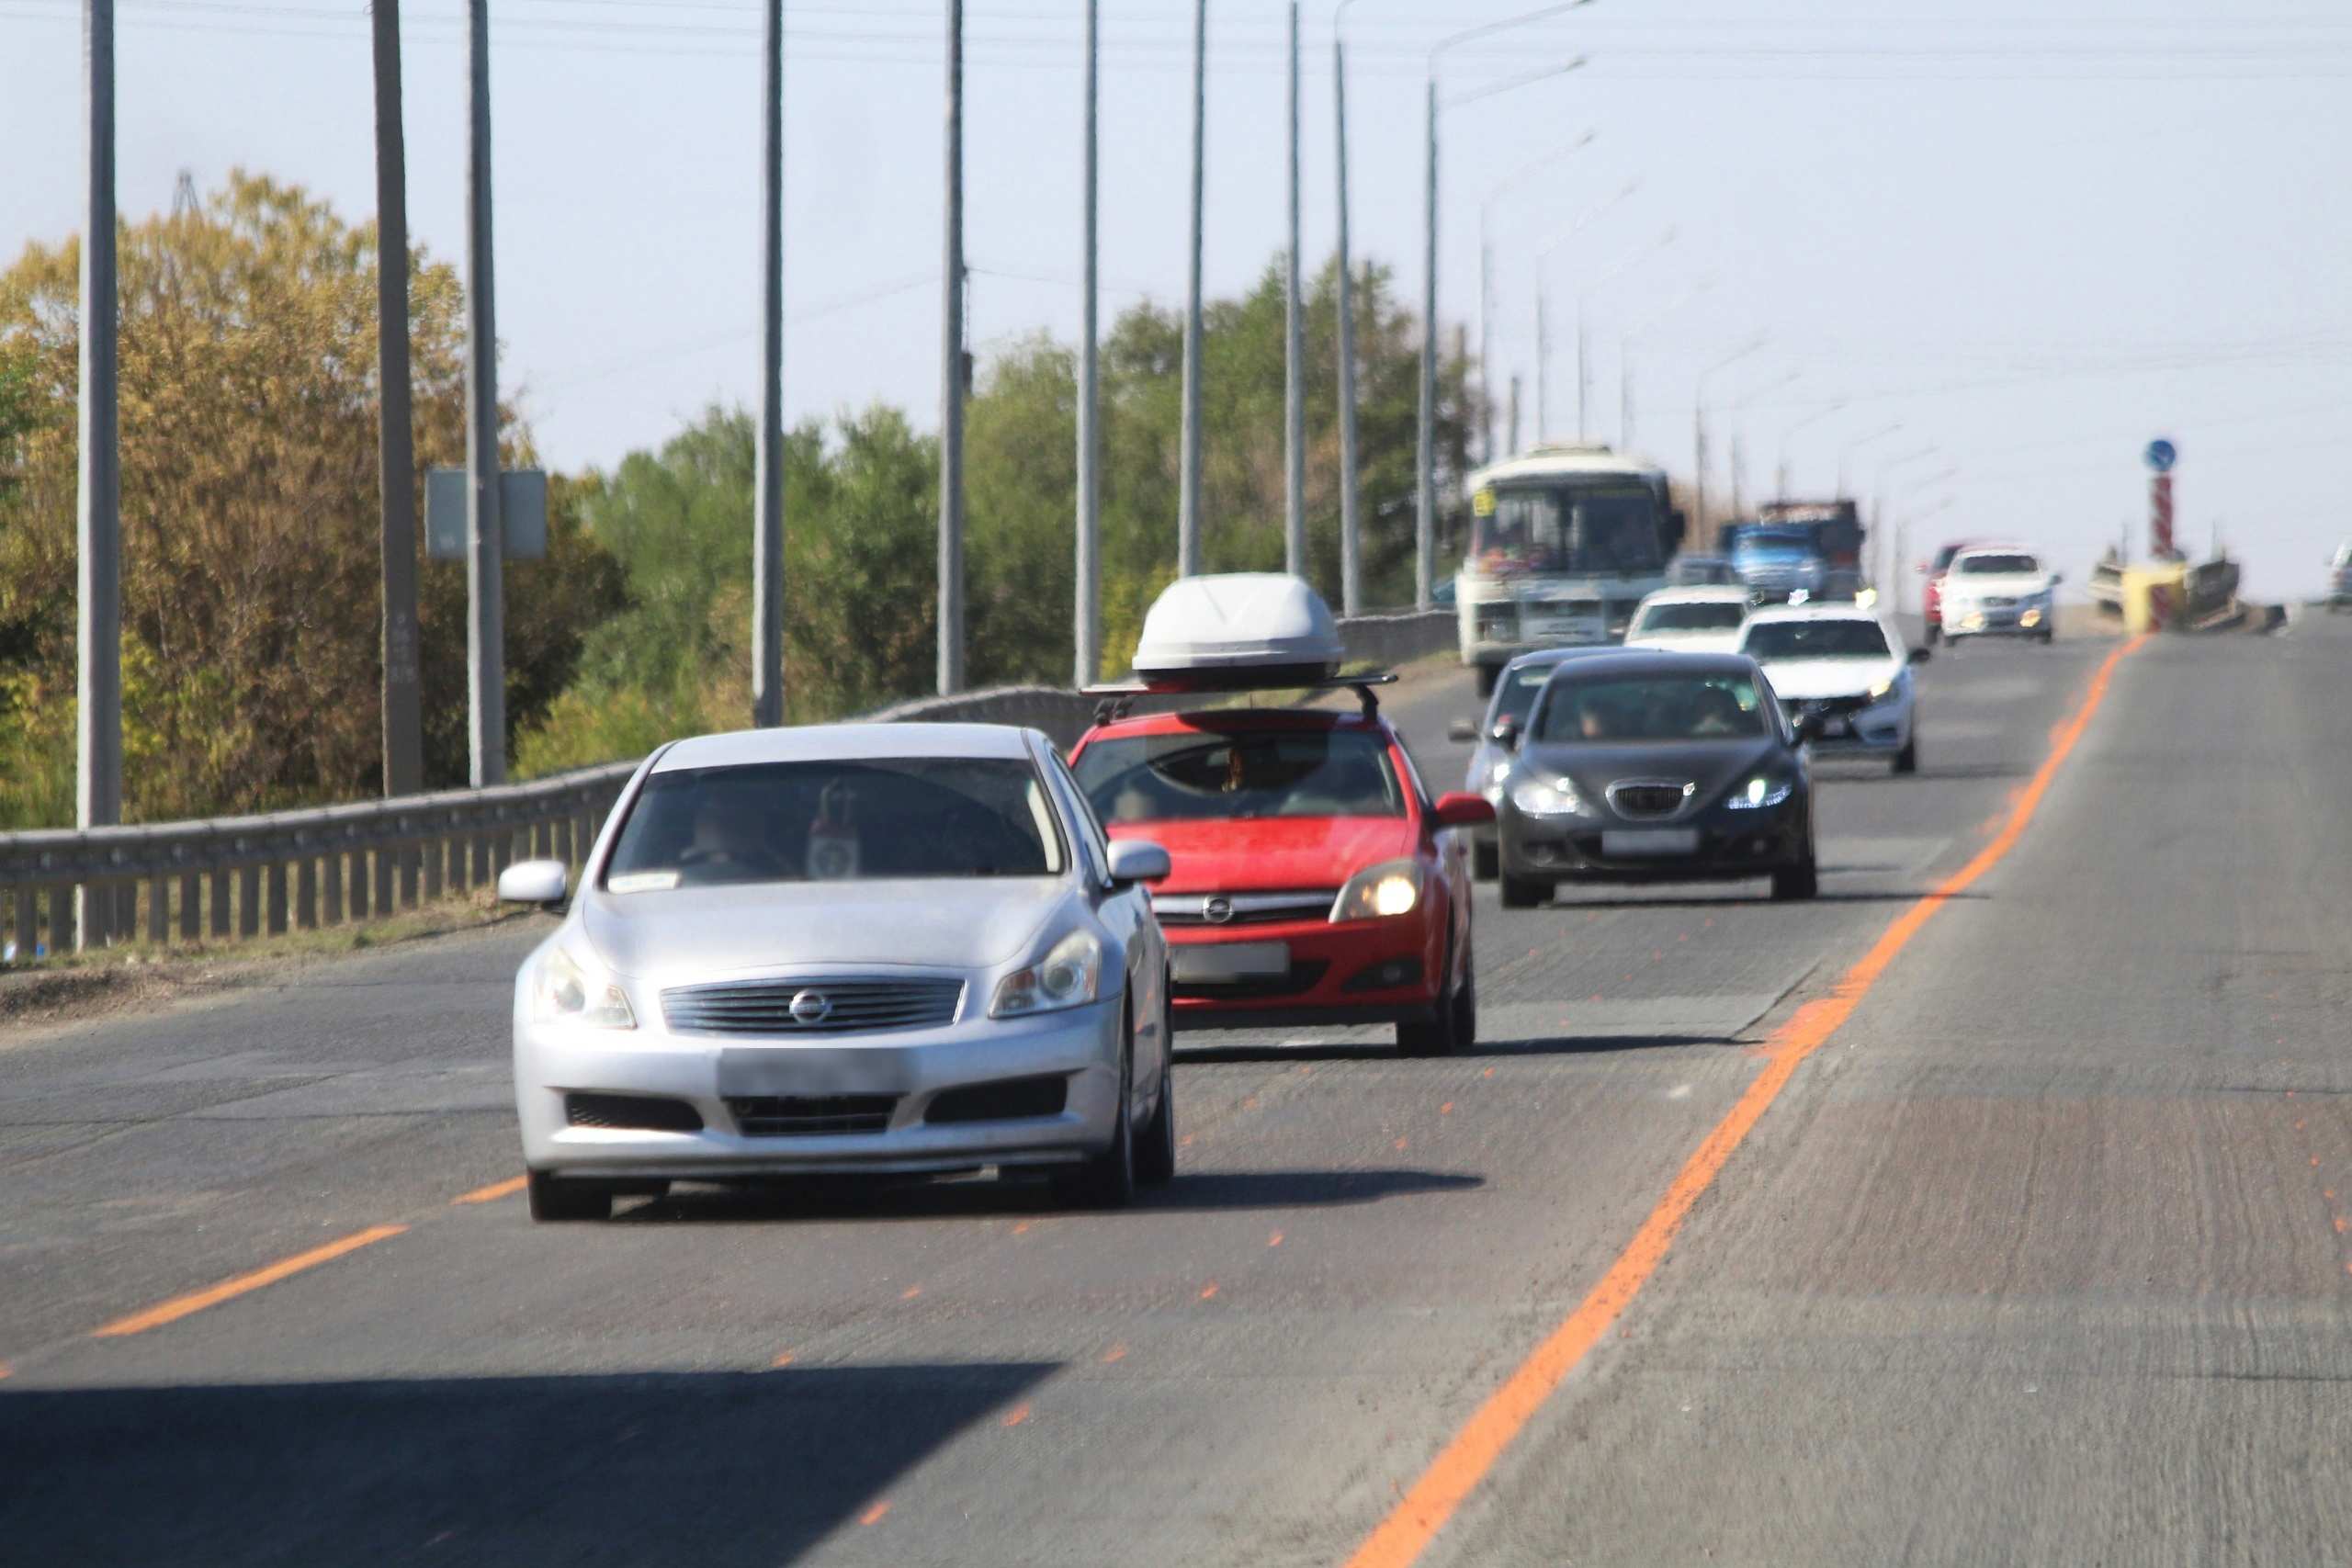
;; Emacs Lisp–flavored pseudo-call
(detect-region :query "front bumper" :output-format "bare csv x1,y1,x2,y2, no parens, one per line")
1944,602,2051,637
515,998,1125,1179
1163,916,1442,1032
1501,801,1807,884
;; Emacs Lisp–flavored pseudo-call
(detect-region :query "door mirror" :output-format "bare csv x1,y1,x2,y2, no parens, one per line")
1907,645,1933,665
1432,792,1498,829
1447,717,1480,744
1491,713,1524,750
497,858,569,908
2050,571,2065,585
1106,840,1171,887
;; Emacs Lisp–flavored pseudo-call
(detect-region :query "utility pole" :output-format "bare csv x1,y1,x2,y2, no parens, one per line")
1332,4,1363,614
1575,298,1589,440
1177,0,1207,579
1415,75,1438,609
76,0,120,949
462,0,504,787
1534,288,1549,442
1508,374,1521,457
752,0,785,725
1283,0,1306,579
937,0,966,693
370,0,422,796
1074,0,1101,686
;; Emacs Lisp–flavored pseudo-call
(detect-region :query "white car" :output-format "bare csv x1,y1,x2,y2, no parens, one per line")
1736,606,1929,774
1939,545,2061,644
497,723,1175,1221
1623,585,1754,653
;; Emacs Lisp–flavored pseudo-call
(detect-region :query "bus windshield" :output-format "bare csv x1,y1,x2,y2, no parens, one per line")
1471,483,1664,578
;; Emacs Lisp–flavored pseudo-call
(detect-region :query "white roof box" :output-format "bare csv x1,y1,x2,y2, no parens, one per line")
1129,572,1345,691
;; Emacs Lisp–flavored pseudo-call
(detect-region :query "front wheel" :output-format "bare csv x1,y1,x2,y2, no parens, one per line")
1499,873,1548,909
527,1168,612,1223
1473,840,1499,881
1056,1023,1138,1210
1770,857,1819,901
1134,1008,1176,1188
1893,736,1919,775
1397,944,1476,1057
1925,623,1940,647
1475,663,1500,699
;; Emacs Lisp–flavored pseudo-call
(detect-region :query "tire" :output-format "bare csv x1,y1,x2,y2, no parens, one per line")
1397,942,1476,1057
2039,626,2056,644
1770,857,1819,901
1133,1003,1176,1188
527,1168,612,1223
1473,840,1499,881
1056,1019,1138,1210
1892,736,1918,775
1499,873,1548,909
1475,663,1500,699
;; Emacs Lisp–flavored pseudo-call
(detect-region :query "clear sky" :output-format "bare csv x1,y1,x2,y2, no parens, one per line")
6,0,2350,601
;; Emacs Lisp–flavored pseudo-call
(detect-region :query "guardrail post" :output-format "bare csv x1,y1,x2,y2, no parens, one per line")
238,864,261,938
470,832,491,887
532,819,551,859
399,845,420,909
50,884,74,953
147,873,166,944
372,841,394,917
13,886,33,956
323,851,345,925
297,856,319,930
492,827,513,875
209,868,231,939
177,872,198,941
424,832,445,900
348,848,370,919
554,817,573,864
266,860,289,935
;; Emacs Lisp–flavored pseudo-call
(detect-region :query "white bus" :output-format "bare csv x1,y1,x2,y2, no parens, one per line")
1453,445,1684,695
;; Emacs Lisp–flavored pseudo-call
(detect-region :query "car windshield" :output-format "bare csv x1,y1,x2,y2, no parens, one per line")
1956,553,2040,575
1742,619,1893,660
602,757,1065,889
1731,530,1815,559
1667,557,1738,585
1536,674,1770,743
1492,662,1567,728
1636,602,1747,633
1470,482,1665,577
1073,728,1404,823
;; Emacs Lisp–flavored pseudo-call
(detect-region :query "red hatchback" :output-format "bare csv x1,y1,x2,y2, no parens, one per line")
1068,700,1494,1055
1921,539,1984,646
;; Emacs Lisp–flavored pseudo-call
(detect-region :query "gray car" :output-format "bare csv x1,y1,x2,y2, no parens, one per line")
497,723,1174,1220
1448,647,1618,880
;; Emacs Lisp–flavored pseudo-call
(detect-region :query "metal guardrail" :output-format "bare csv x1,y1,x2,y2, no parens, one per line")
0,608,1459,960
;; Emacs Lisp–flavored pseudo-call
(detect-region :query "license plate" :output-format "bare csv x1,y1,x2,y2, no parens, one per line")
1527,617,1600,642
1170,942,1290,984
1820,716,1851,738
1601,829,1700,857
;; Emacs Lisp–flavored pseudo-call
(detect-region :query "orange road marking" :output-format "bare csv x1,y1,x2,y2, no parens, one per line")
1269,1230,1285,1247
451,1175,526,1205
0,1361,11,1381
1440,1102,1454,1116
900,1286,922,1301
1181,1134,1196,1148
858,1501,891,1528
91,1224,410,1339
2333,1218,2346,1235
1012,1222,1032,1235
1481,1067,1495,1078
769,1352,796,1370
1001,1404,1031,1428
1394,1137,1409,1152
1102,1344,1128,1363
1199,1282,1219,1301
1341,634,2147,1568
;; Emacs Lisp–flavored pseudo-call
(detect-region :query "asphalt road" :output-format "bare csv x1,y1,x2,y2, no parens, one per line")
4,617,2346,1567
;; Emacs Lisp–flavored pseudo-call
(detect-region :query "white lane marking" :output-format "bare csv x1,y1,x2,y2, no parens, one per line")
1666,1083,1693,1100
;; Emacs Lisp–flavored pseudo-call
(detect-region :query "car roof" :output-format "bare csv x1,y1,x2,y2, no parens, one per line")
1531,648,1761,682
1637,585,1753,605
1950,542,2039,559
653,722,1037,773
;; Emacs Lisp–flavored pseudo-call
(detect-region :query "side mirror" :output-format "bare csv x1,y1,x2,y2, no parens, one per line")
1106,840,1171,887
497,858,570,908
1907,645,1932,665
1447,717,1480,744
1431,792,1498,829
2051,571,2065,585
1491,713,1524,750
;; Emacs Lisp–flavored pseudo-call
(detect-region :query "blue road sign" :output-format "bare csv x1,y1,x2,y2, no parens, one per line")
2145,439,2177,474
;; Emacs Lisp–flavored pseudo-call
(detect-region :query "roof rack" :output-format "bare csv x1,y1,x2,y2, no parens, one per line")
1082,672,1399,726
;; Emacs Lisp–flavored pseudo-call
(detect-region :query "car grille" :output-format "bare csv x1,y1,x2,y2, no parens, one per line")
1153,890,1337,927
565,1093,705,1134
1786,694,1872,718
727,1094,901,1137
662,977,964,1036
1605,781,1694,819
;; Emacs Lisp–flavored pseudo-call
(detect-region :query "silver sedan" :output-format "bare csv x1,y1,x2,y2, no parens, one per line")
498,723,1173,1221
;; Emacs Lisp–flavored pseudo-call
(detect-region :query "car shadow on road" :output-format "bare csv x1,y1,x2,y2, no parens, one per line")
1535,889,1989,912
0,1362,1054,1567
617,1166,1481,1224
1824,762,2030,783
1178,1032,1731,1065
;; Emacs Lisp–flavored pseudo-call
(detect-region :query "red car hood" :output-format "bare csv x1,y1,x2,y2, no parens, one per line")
1110,816,1418,894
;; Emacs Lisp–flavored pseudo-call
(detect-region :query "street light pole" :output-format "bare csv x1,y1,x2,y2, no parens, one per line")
1576,224,1675,443
752,0,785,726
937,0,966,694
76,0,121,948
1530,175,1634,445
1177,0,1207,579
462,0,504,787
1477,127,1597,464
369,0,422,795
1332,0,1366,615
1618,275,1712,452
1691,335,1767,547
1074,0,1101,685
1774,398,1847,500
1283,0,1306,579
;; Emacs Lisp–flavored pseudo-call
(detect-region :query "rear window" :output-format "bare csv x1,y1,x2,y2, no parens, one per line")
1635,602,1747,633
1536,674,1769,743
604,758,1065,890
1073,728,1404,824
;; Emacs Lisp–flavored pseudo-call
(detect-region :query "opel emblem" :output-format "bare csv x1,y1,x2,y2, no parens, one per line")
788,989,834,1025
1203,897,1235,925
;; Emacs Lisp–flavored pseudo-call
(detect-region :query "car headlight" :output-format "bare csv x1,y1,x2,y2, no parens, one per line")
530,942,637,1030
1329,859,1425,922
990,929,1104,1019
1510,773,1589,818
1867,673,1901,702
1724,775,1794,811
1482,755,1515,799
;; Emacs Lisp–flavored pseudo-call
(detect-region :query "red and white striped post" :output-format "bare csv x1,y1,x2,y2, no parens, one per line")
2151,472,2175,559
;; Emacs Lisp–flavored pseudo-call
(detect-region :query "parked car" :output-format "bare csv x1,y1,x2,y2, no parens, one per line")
501,723,1176,1220
1737,605,1928,773
1494,649,1819,907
